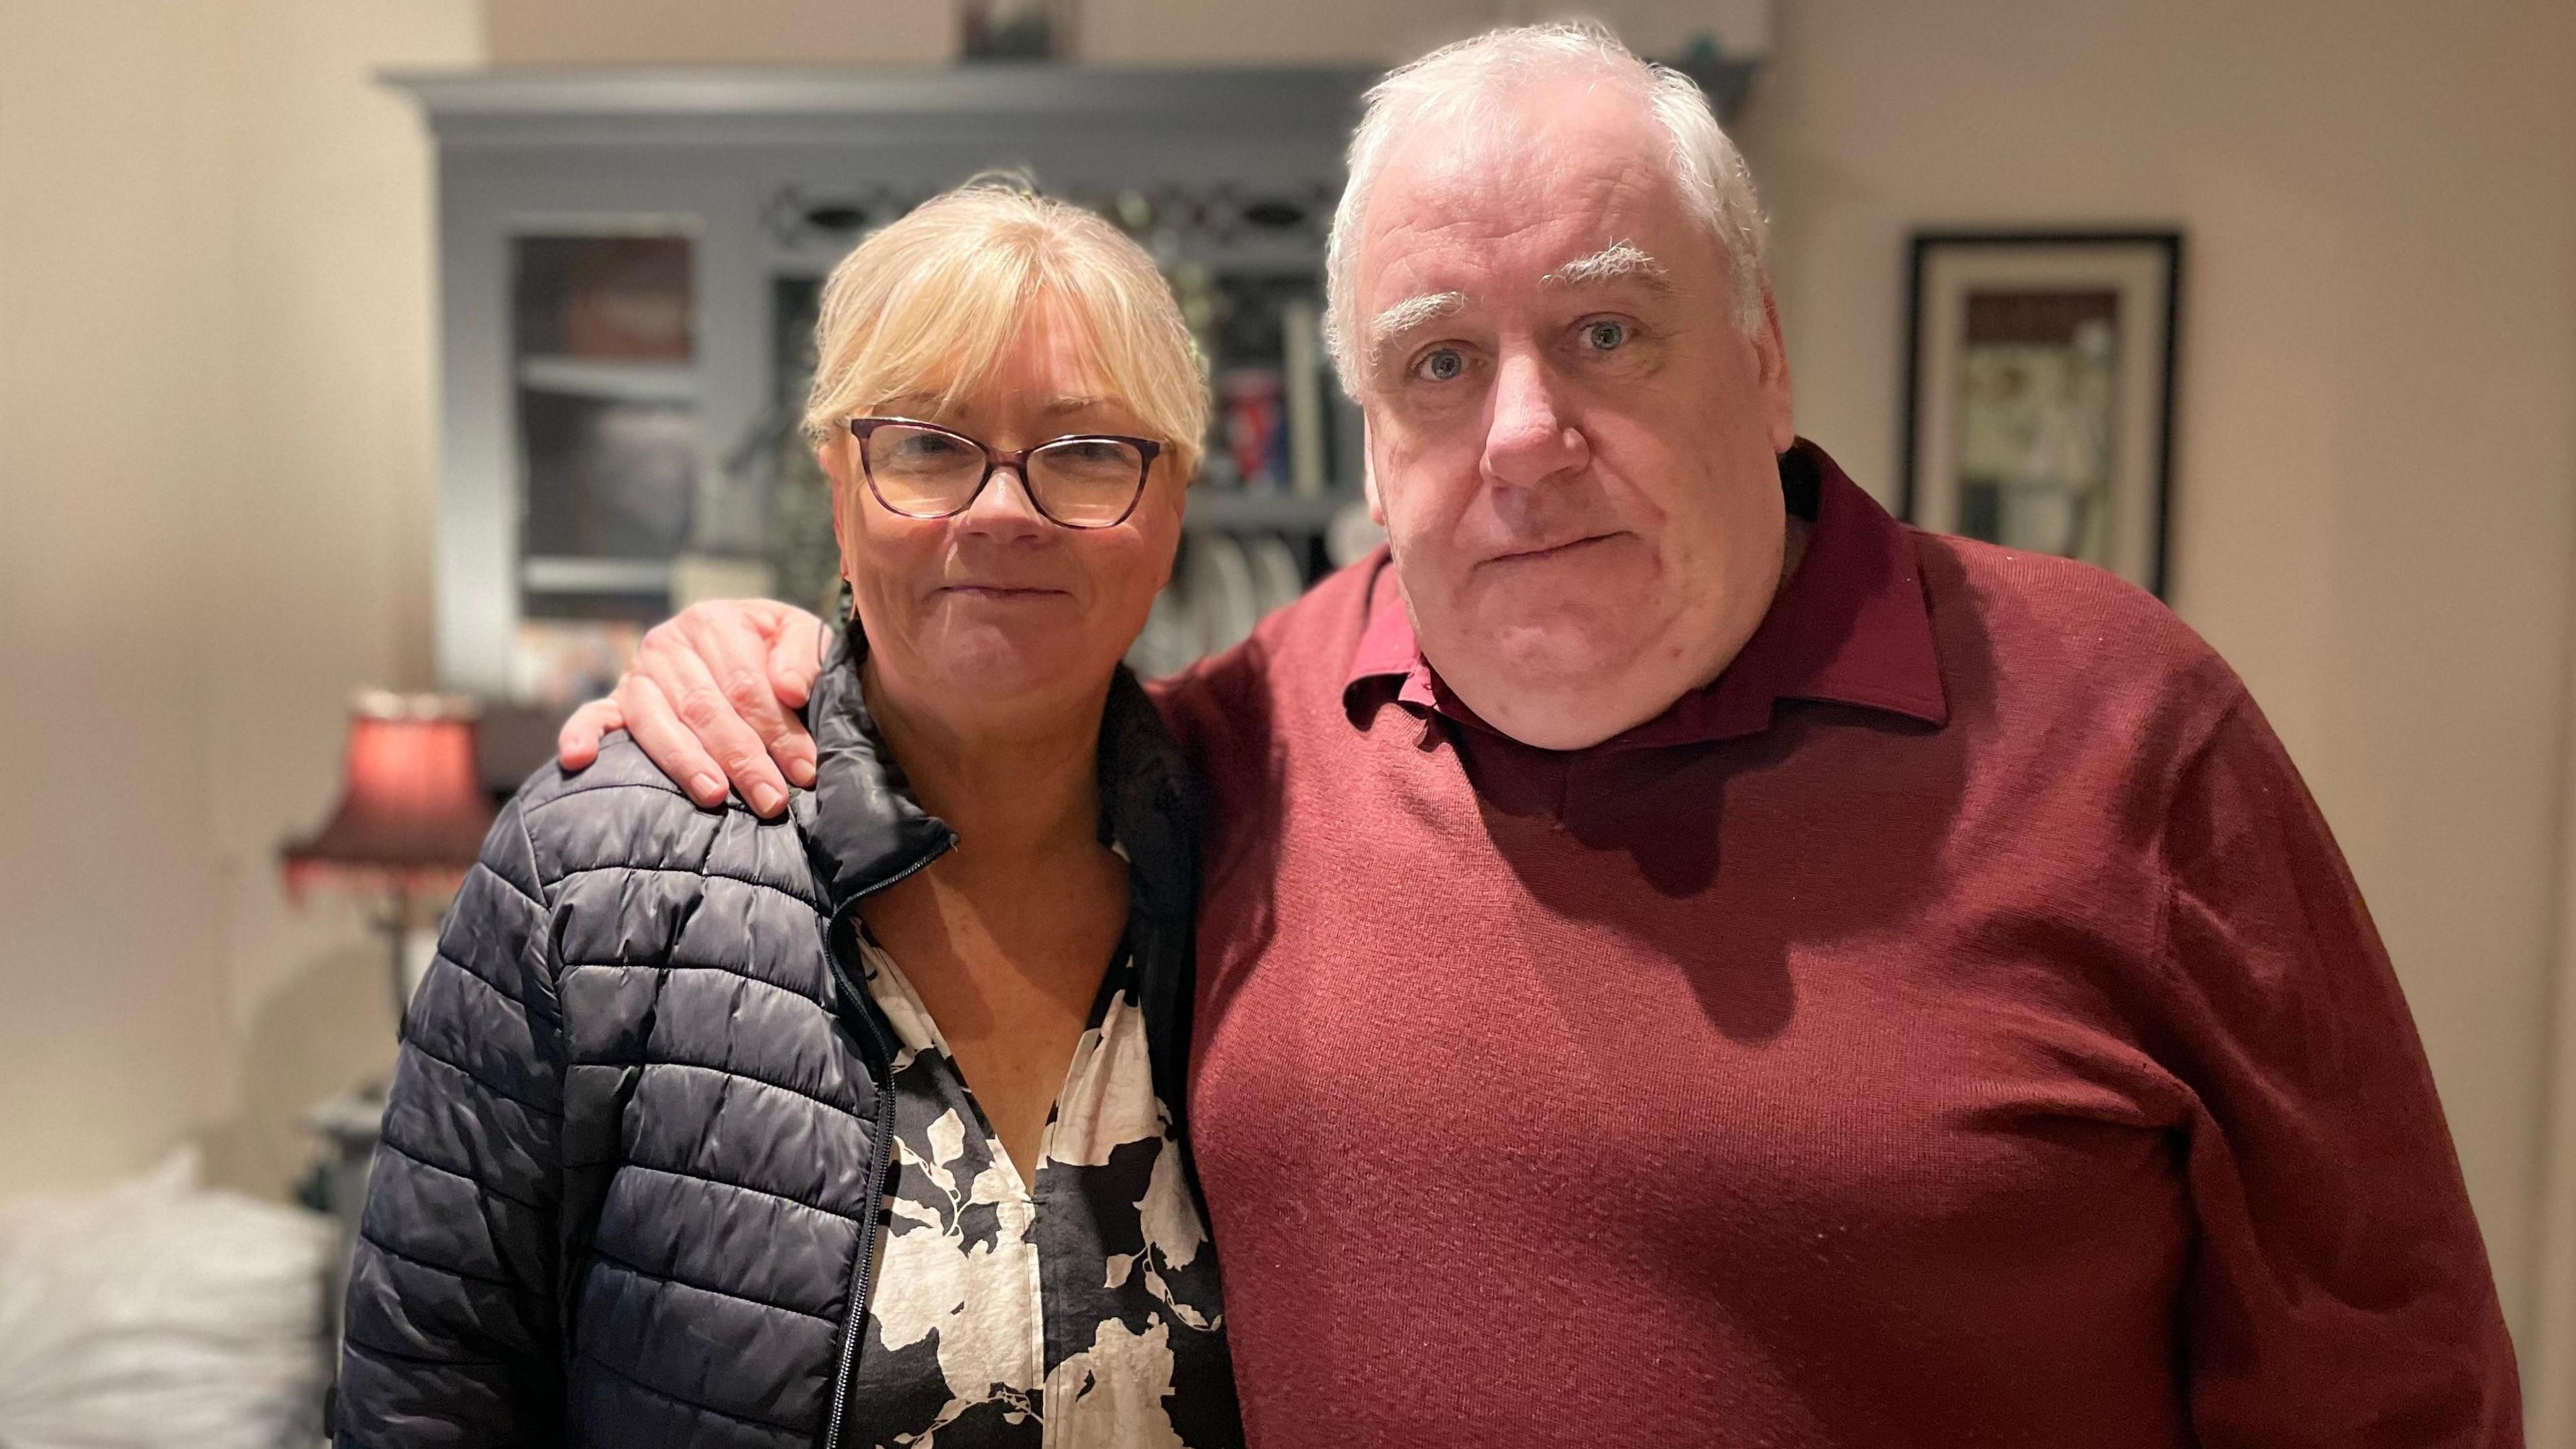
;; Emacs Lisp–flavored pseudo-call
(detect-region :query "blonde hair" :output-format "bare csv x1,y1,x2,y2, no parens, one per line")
802,176,1208,485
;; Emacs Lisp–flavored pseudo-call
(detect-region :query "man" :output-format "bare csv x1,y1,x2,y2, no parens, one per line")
559,23,2521,1446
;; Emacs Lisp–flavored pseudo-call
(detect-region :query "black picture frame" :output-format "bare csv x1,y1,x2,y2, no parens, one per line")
1900,230,2183,596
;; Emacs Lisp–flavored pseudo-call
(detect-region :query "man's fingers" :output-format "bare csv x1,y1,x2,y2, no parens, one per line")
763,616,825,787
644,638,794,817
586,598,829,812
556,699,621,771
615,674,733,810
767,605,828,712
682,606,818,794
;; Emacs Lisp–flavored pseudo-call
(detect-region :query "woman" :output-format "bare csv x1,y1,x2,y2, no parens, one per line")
337,181,1241,1449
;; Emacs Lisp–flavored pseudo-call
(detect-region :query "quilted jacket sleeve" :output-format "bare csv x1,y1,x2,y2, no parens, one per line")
335,794,569,1448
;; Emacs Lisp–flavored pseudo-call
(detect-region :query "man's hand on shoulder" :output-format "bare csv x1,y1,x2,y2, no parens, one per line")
556,599,828,818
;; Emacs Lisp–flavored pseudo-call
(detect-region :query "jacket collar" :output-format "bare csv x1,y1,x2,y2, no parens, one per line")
796,625,1199,926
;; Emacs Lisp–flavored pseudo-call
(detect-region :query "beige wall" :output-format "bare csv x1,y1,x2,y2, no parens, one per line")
482,0,1772,66
1735,0,2576,1377
2,0,229,1196
0,0,480,1198
486,0,955,66
1078,0,1768,66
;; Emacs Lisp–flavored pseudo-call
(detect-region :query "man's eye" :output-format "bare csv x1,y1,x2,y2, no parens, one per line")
1582,319,1629,351
1413,347,1466,382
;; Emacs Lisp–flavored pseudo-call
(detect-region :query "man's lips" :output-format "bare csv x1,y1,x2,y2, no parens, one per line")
1483,531,1625,567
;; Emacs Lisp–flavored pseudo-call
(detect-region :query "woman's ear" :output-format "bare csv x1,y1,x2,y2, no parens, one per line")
822,439,865,582
1154,466,1187,594
816,439,854,492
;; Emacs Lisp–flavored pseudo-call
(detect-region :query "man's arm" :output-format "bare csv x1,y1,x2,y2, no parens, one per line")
557,599,828,818
2160,694,2522,1445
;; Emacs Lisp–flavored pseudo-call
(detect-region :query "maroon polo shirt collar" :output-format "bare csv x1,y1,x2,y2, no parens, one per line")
1342,439,1951,749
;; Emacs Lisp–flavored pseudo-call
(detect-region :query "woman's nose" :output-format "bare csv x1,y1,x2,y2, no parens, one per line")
957,461,1051,535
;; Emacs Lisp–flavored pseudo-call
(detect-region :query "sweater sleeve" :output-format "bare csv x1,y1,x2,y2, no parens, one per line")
2157,696,2522,1447
335,794,570,1448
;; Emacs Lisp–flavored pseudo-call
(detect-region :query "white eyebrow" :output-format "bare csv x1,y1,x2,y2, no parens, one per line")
1365,290,1467,370
1544,240,1672,290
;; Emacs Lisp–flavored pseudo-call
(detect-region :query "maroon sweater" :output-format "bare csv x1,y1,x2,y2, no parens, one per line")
1151,443,2520,1448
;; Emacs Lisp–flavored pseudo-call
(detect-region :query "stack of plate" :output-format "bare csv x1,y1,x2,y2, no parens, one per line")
1126,532,1321,678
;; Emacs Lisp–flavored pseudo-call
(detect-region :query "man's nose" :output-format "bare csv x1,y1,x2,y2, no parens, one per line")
1481,350,1588,490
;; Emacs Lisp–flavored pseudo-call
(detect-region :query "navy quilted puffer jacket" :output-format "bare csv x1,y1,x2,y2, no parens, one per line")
333,635,1205,1447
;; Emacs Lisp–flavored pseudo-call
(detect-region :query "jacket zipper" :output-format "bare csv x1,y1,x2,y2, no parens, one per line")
816,839,953,1449
817,923,896,1449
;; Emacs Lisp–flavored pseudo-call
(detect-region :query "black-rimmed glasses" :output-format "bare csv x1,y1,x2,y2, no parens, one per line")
845,417,1164,530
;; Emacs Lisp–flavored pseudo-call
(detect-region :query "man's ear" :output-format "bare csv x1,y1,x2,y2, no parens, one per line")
1361,418,1385,527
1752,286,1796,455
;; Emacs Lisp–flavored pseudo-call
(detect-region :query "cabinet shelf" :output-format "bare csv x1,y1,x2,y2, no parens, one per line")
1185,486,1360,533
519,356,700,405
522,555,674,594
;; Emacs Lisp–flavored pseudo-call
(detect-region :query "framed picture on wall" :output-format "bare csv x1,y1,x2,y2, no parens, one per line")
1901,231,2182,595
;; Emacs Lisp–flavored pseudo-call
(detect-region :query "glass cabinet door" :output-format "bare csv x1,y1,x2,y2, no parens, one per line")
507,232,700,701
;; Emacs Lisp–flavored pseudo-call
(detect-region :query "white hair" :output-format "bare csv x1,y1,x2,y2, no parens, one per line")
1323,20,1770,390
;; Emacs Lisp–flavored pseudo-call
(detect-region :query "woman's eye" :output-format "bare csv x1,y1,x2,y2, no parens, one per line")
1413,347,1466,382
1582,319,1629,351
893,434,971,464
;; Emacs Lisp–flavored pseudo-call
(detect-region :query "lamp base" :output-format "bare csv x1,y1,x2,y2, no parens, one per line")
398,926,437,1016
377,894,440,1034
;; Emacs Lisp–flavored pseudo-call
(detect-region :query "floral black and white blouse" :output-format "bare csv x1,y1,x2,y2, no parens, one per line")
844,928,1240,1448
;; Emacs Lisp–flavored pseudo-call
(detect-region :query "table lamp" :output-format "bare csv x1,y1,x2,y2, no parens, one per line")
282,691,496,1027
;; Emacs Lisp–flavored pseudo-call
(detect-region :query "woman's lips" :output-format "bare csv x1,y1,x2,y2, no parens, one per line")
938,583,1069,600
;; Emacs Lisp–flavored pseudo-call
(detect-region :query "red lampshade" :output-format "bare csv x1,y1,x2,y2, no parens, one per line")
282,691,496,895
